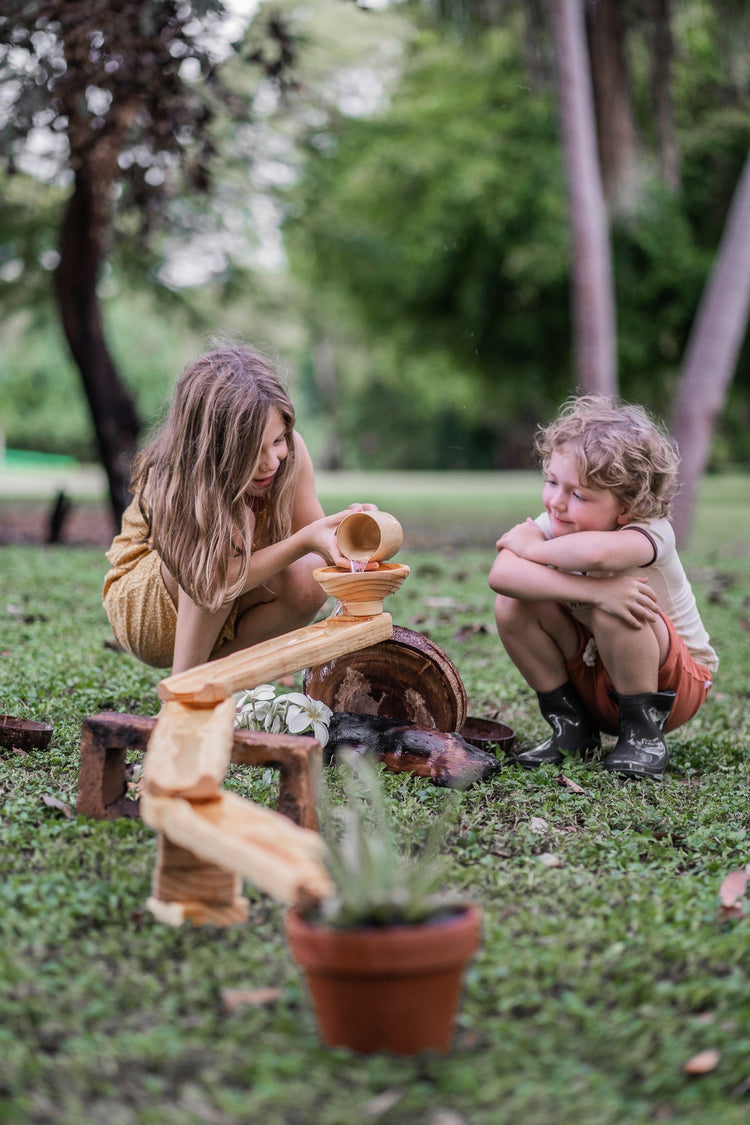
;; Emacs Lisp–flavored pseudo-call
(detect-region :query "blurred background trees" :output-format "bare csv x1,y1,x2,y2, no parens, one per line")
1,0,749,536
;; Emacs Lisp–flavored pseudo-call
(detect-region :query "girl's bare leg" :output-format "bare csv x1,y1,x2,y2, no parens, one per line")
160,563,234,674
494,594,580,692
212,553,328,658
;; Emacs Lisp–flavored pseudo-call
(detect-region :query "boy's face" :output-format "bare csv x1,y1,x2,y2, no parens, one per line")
542,446,629,536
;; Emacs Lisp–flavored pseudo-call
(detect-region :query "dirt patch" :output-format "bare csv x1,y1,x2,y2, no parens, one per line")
0,501,117,548
0,501,474,551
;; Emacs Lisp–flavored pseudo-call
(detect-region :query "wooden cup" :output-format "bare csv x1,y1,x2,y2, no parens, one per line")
336,511,403,564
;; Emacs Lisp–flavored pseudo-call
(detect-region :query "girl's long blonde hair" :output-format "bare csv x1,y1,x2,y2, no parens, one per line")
131,345,298,611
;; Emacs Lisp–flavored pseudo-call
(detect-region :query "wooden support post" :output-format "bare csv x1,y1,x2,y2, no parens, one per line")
76,712,323,829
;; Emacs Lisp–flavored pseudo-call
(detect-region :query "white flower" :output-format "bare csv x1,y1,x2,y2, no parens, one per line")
279,692,333,746
234,686,332,746
582,638,598,668
236,684,276,708
235,684,277,730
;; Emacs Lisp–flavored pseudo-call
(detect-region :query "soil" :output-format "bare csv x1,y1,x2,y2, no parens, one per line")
0,499,470,551
0,501,117,548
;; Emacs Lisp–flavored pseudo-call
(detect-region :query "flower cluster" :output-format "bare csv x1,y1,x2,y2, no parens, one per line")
235,685,333,746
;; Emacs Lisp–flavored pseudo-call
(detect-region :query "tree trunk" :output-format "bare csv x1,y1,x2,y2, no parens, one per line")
585,0,640,215
312,337,343,471
650,0,680,191
551,0,618,395
670,151,750,544
54,164,141,528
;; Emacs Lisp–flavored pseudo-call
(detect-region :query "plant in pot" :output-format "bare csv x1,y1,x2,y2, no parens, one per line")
284,751,482,1056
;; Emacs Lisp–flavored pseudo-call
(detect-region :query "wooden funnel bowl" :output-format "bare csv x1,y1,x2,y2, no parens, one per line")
314,563,410,616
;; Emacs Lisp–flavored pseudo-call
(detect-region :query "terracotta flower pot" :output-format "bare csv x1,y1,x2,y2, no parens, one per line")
284,903,482,1056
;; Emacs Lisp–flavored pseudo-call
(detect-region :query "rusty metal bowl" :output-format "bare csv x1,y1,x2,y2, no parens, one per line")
460,716,515,753
0,714,53,751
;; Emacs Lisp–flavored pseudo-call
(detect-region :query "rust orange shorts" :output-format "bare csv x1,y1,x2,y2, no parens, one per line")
565,612,713,735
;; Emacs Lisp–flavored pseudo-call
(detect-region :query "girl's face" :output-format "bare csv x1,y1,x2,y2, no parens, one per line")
247,407,289,497
542,446,629,536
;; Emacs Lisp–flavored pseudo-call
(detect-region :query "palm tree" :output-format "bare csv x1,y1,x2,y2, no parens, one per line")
550,0,617,395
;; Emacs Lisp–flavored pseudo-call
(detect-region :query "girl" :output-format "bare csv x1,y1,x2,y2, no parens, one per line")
489,395,717,779
103,344,371,674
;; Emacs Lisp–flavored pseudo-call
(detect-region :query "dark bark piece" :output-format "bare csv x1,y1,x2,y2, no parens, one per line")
326,712,501,789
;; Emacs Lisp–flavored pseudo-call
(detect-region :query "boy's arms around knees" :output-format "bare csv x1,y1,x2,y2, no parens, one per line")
489,520,659,629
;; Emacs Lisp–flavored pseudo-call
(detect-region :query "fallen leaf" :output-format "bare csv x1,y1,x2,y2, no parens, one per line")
278,675,296,688
651,1104,676,1121
425,596,468,610
453,623,489,641
730,1074,750,1098
362,1088,404,1118
429,1111,468,1125
529,816,548,833
718,867,748,920
5,604,47,624
556,774,586,794
42,794,73,818
538,852,563,868
221,987,283,1013
684,1048,720,1075
126,763,145,798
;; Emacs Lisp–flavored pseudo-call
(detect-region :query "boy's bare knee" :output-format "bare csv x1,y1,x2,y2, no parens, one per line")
589,606,626,639
495,594,525,629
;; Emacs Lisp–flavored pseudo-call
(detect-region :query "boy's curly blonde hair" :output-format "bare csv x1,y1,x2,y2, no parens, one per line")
534,395,680,521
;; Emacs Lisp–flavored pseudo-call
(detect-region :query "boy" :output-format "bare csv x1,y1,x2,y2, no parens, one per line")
488,395,717,779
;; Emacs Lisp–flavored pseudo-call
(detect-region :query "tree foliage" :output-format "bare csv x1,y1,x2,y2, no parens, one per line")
286,25,572,467
284,3,750,472
0,0,298,522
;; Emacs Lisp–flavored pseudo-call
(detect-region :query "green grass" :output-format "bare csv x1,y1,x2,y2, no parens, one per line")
1,472,749,1124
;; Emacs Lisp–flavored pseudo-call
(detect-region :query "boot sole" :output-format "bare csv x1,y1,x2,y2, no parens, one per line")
515,736,600,770
515,754,563,770
604,759,667,779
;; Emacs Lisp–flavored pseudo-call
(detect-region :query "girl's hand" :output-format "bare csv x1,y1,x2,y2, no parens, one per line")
593,574,658,628
303,510,359,568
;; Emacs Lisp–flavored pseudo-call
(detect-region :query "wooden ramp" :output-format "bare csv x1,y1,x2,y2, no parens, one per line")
142,603,400,926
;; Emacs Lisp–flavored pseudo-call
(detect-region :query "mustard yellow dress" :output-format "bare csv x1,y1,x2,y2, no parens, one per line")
102,497,239,669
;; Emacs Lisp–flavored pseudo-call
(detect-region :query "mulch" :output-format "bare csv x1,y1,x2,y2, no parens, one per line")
0,501,467,551
0,502,117,548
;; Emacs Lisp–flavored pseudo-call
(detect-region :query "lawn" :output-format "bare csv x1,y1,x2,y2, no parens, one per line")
1,471,749,1125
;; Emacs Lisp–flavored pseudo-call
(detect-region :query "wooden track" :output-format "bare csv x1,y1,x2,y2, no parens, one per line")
159,613,394,705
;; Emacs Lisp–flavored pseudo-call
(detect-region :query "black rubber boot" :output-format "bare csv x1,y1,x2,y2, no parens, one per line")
515,681,601,769
604,690,676,779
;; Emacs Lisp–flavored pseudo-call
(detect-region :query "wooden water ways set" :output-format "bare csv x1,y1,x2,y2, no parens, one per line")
74,511,512,926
